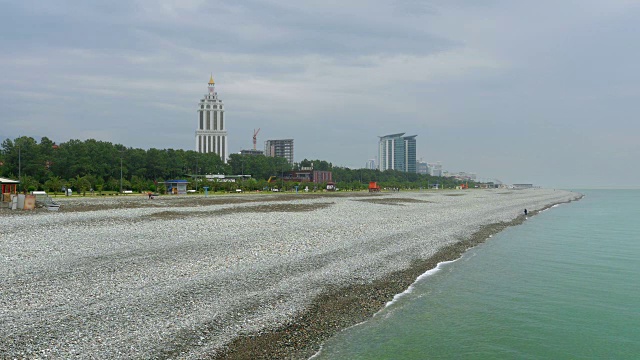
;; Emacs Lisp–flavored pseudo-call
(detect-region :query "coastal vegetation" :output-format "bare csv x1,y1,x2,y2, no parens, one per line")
0,136,471,194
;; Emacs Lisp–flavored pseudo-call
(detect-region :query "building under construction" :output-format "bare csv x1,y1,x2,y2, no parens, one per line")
264,139,294,165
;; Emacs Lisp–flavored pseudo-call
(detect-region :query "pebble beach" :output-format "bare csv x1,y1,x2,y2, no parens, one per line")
0,189,581,359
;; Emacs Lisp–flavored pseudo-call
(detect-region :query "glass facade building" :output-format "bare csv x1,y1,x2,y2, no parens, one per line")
378,133,417,173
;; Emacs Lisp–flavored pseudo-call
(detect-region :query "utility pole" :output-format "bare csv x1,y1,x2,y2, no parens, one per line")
117,148,125,194
18,144,21,192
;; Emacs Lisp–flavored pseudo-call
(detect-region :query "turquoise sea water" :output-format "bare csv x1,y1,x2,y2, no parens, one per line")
314,190,640,359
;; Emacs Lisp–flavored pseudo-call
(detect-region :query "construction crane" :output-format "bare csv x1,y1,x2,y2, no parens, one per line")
253,128,261,150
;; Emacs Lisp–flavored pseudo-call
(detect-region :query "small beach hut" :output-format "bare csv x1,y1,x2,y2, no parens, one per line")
164,180,188,195
1,177,20,202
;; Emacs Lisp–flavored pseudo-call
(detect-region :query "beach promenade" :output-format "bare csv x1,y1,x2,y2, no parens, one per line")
0,189,580,359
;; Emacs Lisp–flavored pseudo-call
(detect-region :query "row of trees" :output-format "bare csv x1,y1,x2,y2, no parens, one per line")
1,136,471,194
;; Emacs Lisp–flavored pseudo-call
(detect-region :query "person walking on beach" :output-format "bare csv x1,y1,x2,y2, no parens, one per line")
524,208,528,216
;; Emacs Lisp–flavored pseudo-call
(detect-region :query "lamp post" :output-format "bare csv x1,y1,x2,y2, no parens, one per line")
195,158,199,191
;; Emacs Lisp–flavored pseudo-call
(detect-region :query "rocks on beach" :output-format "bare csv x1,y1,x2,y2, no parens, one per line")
0,189,580,359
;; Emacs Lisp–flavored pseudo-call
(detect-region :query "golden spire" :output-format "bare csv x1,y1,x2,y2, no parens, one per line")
208,73,215,85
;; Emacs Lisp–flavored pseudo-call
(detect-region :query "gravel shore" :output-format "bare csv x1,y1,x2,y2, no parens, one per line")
0,189,581,359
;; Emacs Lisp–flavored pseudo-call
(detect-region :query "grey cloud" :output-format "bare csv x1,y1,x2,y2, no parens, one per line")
2,0,640,187
2,0,455,58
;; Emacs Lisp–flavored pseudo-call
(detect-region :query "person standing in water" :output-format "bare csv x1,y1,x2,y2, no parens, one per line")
524,208,528,216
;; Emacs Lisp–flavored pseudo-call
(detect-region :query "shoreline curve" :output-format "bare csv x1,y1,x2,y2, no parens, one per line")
215,194,584,359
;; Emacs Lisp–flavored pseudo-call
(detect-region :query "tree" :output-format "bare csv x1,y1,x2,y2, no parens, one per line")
94,177,105,195
44,176,63,196
131,175,146,193
0,135,479,194
120,179,132,192
299,159,312,168
106,177,119,192
314,160,332,171
21,175,40,192
71,175,91,196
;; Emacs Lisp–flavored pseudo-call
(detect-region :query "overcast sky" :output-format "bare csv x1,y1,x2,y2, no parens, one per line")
2,0,639,188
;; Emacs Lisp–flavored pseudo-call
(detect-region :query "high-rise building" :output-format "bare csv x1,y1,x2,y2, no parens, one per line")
416,159,428,175
404,135,417,173
264,139,294,165
378,133,417,173
195,74,228,163
365,159,376,170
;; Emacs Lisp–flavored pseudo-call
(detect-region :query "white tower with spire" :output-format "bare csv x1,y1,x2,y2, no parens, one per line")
195,74,228,163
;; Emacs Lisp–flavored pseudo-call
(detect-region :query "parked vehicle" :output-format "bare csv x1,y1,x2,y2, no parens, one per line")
369,182,381,192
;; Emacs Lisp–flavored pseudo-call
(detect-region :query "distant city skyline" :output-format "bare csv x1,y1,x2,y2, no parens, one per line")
2,1,640,188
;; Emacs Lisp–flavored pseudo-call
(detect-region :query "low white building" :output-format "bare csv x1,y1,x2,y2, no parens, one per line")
428,162,443,177
204,174,251,183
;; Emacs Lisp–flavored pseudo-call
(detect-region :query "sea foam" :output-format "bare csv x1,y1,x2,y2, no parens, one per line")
383,258,460,309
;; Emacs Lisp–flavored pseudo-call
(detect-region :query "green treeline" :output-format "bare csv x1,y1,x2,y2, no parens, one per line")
0,136,470,194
